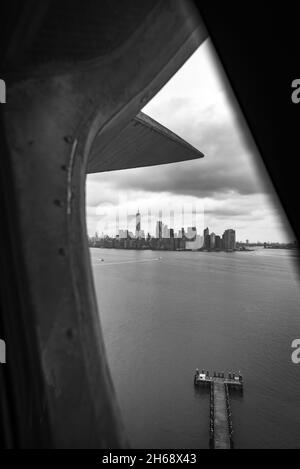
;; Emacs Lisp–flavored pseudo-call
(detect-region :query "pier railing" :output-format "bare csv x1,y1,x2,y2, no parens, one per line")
209,381,214,449
224,383,234,449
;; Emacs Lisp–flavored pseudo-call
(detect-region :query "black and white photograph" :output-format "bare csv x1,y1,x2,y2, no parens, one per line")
0,0,300,453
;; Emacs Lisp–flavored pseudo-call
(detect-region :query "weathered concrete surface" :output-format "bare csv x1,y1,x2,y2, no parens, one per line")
213,381,231,449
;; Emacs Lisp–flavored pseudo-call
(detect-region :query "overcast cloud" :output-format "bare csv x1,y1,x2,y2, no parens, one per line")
86,39,292,243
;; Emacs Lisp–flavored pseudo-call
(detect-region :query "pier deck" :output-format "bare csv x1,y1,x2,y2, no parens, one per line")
194,370,243,449
213,381,231,449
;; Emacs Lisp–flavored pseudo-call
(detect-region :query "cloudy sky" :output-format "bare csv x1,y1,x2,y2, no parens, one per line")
86,39,293,243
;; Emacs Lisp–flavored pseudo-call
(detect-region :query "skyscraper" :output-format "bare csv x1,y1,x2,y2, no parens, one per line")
210,232,216,249
215,235,222,250
222,229,236,251
156,220,163,239
203,227,210,250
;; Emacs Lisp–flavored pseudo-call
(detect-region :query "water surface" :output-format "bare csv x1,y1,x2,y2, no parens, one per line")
90,247,300,449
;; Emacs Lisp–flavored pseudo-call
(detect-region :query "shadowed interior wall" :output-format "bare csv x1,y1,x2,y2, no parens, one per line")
0,0,207,448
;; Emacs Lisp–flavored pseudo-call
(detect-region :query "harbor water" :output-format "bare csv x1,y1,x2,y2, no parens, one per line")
90,247,300,449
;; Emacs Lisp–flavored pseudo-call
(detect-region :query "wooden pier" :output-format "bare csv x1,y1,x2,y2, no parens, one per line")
194,370,243,449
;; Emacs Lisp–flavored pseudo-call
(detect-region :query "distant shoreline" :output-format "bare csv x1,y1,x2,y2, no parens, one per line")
90,246,253,253
89,245,298,253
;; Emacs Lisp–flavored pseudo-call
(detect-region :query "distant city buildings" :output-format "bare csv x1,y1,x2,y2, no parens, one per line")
118,229,129,239
201,227,236,252
88,210,239,252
